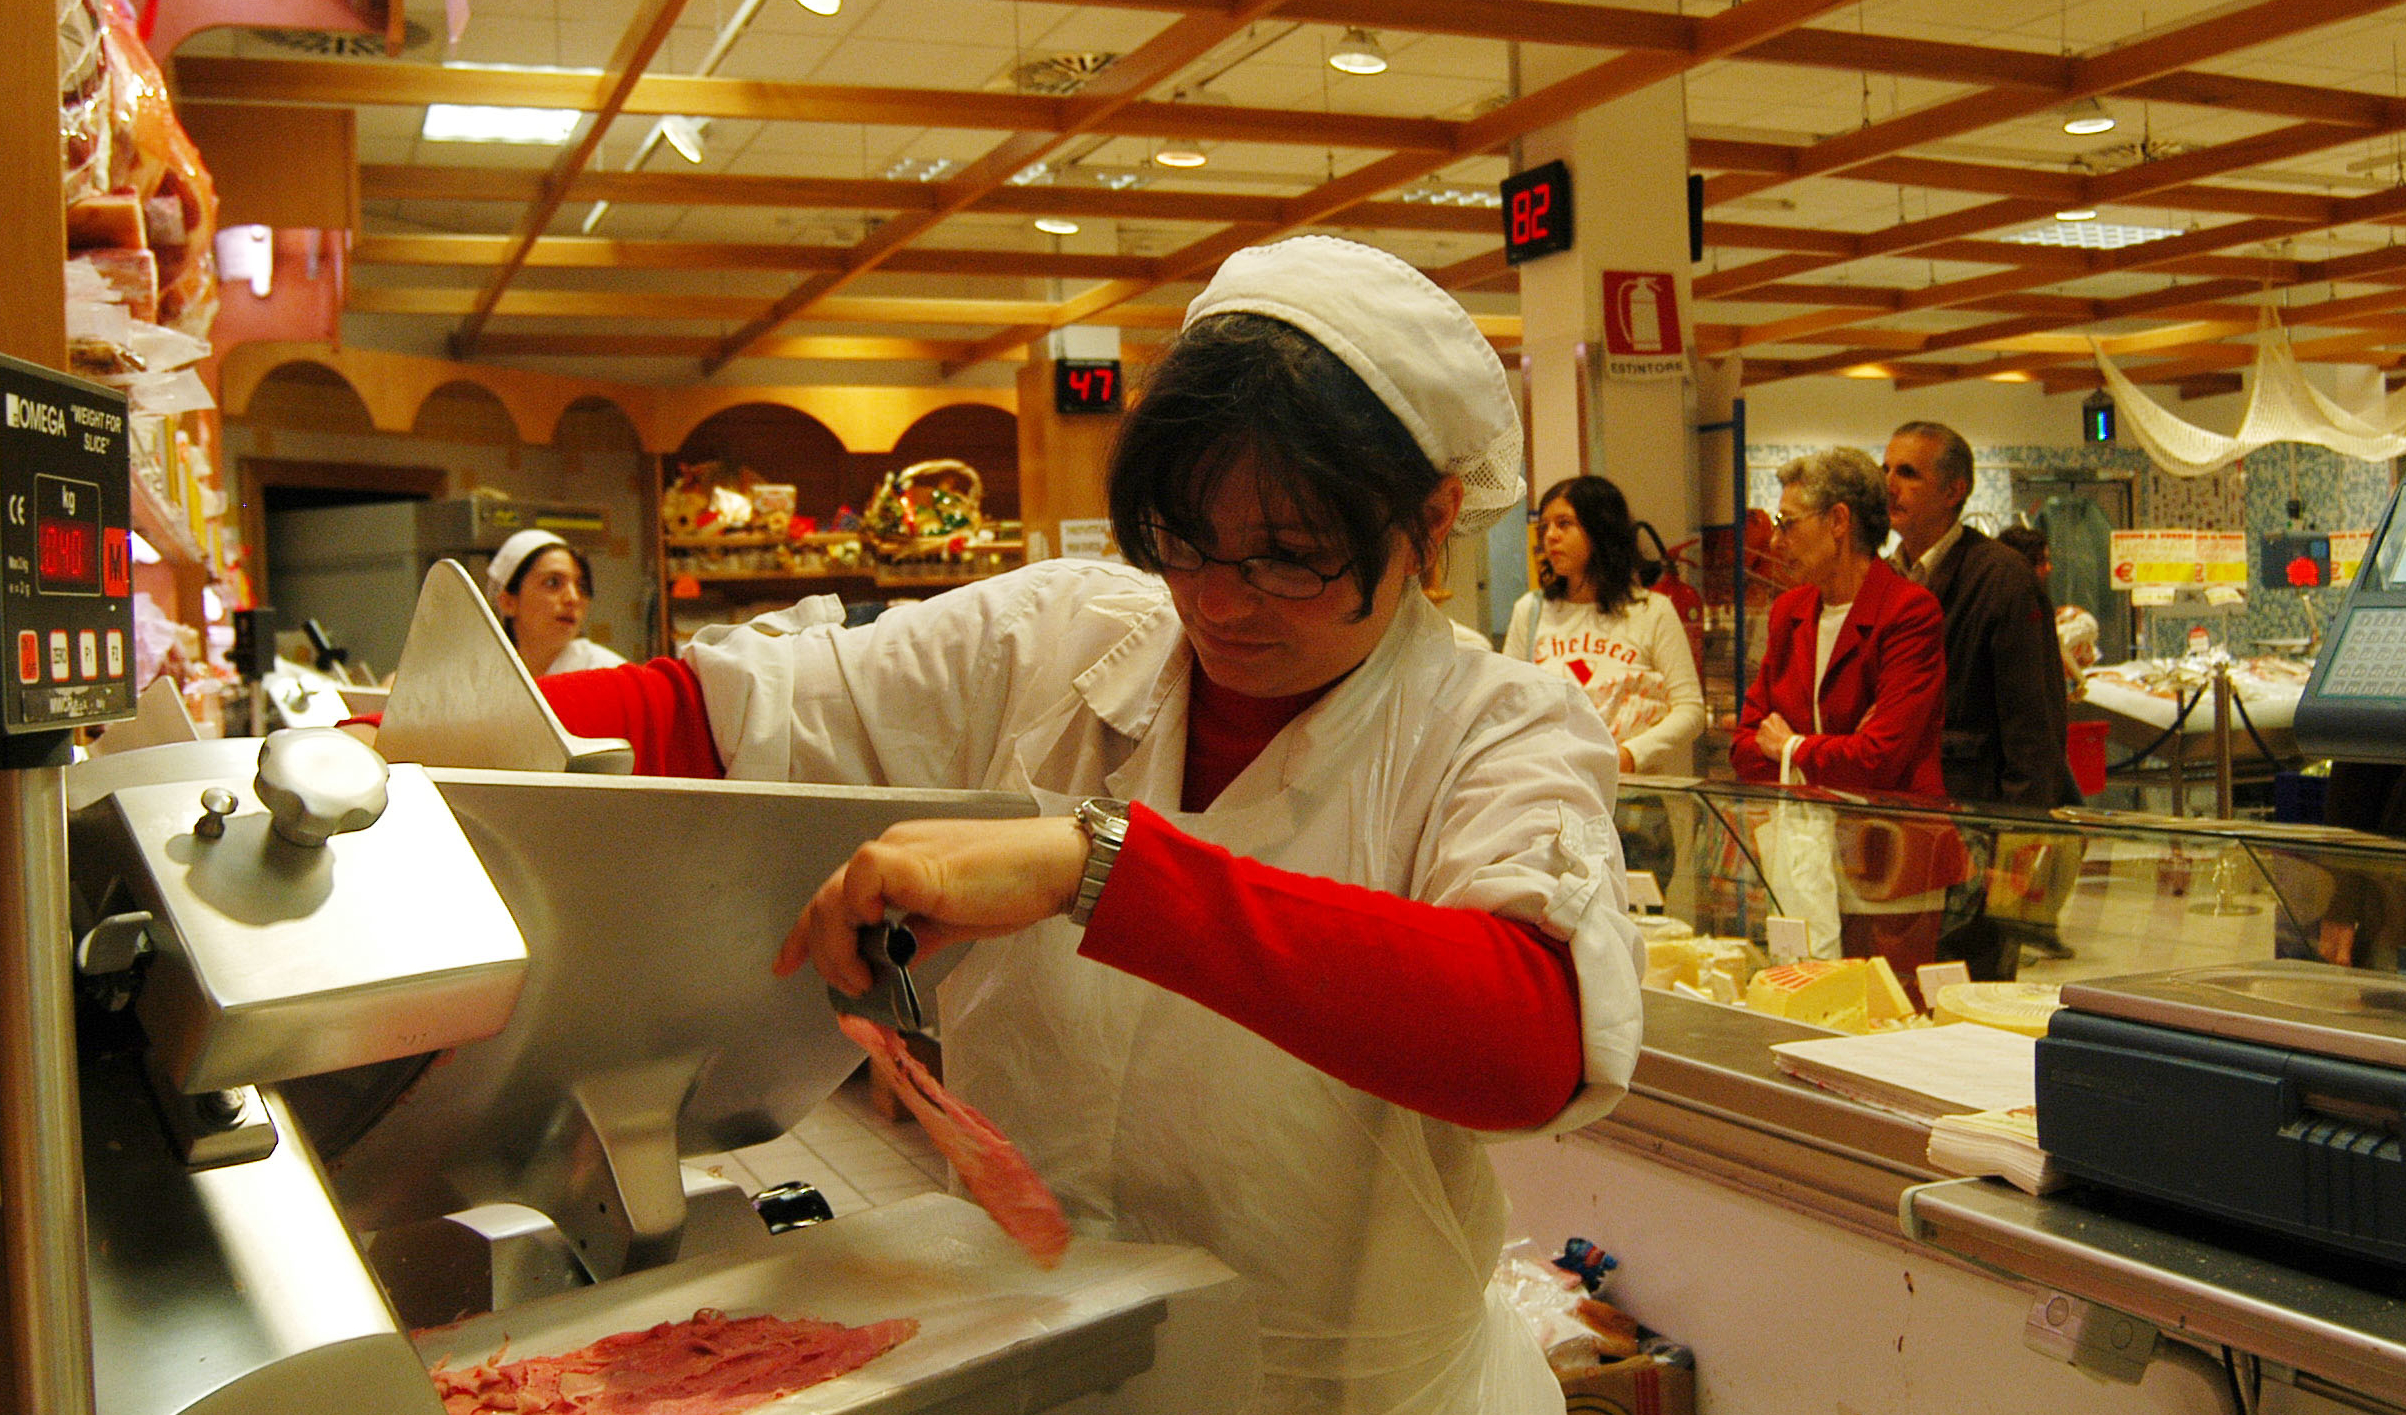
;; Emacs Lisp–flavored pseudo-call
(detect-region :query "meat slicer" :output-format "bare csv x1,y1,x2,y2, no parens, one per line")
47,563,1250,1415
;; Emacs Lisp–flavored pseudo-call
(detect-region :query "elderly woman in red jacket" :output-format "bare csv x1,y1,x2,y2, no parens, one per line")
1734,447,1957,995
1733,446,1946,794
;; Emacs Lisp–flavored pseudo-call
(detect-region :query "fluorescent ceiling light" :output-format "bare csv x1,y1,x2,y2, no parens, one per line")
660,115,707,164
422,104,581,144
1328,28,1388,75
2002,220,2182,250
1034,216,1080,235
2054,207,2098,222
2062,97,2117,136
795,0,840,13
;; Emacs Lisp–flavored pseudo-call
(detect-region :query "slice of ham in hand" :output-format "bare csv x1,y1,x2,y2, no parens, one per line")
835,1014,1071,1268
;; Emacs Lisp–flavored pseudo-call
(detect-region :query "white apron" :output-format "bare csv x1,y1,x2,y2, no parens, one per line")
686,560,1644,1415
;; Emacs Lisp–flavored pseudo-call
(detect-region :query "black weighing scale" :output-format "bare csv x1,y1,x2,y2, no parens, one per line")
2037,960,2406,1268
1,352,138,747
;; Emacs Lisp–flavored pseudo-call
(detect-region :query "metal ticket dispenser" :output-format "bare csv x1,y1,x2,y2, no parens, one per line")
1,353,136,1415
2296,479,2406,762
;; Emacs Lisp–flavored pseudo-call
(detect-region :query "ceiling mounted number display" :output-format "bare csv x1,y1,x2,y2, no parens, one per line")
1053,359,1122,415
1500,160,1572,266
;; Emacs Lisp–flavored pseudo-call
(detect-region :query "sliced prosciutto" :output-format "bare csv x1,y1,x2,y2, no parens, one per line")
836,1014,1072,1268
428,1306,915,1415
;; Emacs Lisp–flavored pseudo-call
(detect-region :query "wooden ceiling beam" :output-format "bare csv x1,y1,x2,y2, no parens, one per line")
469,333,1029,362
1079,0,2402,132
1698,0,2401,212
708,2,1295,372
358,163,1502,233
353,233,1164,280
941,0,1859,372
352,286,1197,325
451,0,689,356
176,57,1461,155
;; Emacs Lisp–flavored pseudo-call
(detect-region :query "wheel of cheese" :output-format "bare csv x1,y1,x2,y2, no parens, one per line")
1931,981,2062,1036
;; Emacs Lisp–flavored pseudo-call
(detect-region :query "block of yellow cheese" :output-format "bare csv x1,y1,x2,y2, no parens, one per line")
1864,956,1917,1021
1744,959,1868,1032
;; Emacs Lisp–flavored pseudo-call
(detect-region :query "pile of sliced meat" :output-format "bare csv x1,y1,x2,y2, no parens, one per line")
429,1307,915,1415
835,1015,1071,1268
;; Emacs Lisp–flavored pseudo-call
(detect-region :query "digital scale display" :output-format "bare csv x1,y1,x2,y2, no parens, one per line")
1,354,135,736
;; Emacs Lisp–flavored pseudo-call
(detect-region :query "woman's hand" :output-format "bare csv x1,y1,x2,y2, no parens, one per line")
1617,744,1636,774
1755,712,1798,759
776,816,1090,992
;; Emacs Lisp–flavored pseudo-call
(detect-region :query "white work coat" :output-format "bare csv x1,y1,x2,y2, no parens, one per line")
686,559,1644,1415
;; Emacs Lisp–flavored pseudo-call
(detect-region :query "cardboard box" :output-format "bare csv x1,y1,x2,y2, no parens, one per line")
1559,1353,1695,1415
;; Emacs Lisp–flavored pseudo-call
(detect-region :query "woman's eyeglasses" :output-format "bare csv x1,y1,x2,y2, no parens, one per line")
1146,526,1351,599
1771,508,1828,534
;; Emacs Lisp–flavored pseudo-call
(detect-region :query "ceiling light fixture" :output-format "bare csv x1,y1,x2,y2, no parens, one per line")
2054,207,2098,222
660,115,707,164
1034,216,1081,235
2062,97,2117,135
1328,28,1388,76
1153,141,1207,168
794,0,840,14
421,104,581,144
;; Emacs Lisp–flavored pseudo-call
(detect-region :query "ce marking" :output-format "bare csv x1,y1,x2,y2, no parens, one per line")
4,494,24,528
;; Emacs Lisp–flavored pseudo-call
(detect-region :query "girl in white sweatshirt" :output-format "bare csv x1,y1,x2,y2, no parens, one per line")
1503,476,1707,775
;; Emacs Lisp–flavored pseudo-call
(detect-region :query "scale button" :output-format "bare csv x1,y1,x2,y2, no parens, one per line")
15,631,35,684
48,632,68,682
105,629,123,677
78,631,98,679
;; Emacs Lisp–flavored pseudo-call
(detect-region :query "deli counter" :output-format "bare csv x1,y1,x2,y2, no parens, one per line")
1494,774,2406,1415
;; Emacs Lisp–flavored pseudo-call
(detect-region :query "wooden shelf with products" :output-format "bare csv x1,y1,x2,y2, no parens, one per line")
664,528,1028,634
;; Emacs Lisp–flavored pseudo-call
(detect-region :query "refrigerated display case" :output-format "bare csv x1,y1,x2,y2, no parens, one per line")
1512,775,2406,1414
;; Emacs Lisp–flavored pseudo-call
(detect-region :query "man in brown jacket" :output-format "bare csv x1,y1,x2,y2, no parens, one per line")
1886,421,2082,973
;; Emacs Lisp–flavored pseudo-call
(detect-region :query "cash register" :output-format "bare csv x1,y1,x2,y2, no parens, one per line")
2036,961,2406,1268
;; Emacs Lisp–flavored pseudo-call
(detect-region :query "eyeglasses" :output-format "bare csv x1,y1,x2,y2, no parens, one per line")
1771,508,1828,534
1146,526,1352,599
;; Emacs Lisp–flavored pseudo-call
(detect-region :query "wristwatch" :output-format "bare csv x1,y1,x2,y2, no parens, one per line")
1067,797,1131,927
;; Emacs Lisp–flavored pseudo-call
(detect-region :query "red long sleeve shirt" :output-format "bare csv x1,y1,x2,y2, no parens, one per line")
539,657,1586,1130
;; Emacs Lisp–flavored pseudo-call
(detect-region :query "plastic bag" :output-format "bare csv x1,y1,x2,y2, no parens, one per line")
1492,1239,1642,1374
1755,751,1841,959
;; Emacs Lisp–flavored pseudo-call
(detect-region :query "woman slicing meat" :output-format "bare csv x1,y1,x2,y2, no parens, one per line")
539,237,1643,1414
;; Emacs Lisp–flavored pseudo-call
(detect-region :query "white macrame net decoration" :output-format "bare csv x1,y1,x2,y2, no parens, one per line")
2093,313,2406,478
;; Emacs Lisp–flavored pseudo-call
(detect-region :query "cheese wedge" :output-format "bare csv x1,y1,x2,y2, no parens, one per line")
1745,959,1868,1032
1864,956,1917,1021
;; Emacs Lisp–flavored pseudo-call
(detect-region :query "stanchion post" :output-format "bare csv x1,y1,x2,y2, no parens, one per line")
2213,662,2235,820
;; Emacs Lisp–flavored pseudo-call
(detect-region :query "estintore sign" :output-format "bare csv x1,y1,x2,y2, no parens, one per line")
1600,271,1684,380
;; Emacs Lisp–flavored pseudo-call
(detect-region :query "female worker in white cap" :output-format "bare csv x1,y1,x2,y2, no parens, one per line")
600,236,1641,1413
487,529,627,678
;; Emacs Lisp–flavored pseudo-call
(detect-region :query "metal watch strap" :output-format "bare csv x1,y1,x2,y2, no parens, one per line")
1067,797,1129,927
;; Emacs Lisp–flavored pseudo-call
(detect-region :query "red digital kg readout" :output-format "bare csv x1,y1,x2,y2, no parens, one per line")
38,516,97,589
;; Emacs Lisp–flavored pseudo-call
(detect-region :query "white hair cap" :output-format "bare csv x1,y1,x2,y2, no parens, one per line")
1183,235,1524,538
487,529,570,598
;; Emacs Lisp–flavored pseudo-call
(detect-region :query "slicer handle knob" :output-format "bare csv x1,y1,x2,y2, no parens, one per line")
254,727,390,848
194,788,237,840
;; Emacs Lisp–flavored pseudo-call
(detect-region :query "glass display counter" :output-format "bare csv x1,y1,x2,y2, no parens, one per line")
1614,773,2406,990
1508,776,2406,1412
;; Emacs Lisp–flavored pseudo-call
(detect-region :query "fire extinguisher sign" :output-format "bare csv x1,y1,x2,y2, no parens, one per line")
1600,271,1686,381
